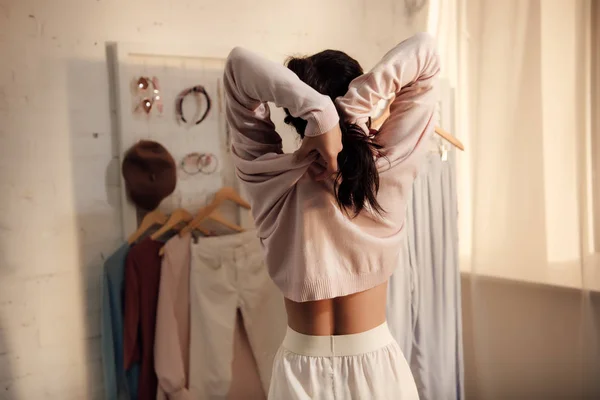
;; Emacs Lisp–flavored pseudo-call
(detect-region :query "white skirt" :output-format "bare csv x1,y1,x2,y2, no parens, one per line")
268,322,420,400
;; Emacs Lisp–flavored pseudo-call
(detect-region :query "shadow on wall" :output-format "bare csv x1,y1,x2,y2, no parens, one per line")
584,292,600,395
0,177,16,397
462,274,600,400
0,158,10,390
0,71,13,393
0,309,13,397
65,45,124,399
403,0,428,20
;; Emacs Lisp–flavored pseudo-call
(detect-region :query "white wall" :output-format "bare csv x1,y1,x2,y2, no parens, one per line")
0,1,428,398
462,275,600,399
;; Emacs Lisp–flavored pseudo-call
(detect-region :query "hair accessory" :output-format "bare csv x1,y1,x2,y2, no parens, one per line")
135,76,163,114
197,153,219,174
176,85,211,125
180,152,219,175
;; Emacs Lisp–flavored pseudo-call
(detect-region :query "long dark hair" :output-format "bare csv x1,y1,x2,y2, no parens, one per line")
284,50,383,216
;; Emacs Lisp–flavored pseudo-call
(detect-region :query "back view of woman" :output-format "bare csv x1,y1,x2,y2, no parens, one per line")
223,33,440,399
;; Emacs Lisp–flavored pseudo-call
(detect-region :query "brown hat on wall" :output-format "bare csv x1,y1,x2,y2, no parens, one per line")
121,140,177,211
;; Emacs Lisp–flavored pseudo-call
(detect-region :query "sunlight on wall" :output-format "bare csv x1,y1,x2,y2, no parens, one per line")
540,1,581,265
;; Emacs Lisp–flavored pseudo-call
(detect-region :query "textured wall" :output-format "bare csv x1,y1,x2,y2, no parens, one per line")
0,1,427,398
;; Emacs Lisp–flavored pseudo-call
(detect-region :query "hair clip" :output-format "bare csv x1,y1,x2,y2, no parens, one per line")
180,152,219,175
135,76,163,114
176,85,211,125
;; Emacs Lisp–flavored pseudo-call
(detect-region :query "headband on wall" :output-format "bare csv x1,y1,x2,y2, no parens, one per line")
176,85,212,125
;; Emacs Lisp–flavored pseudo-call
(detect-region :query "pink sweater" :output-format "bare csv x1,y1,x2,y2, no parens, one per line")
224,33,440,302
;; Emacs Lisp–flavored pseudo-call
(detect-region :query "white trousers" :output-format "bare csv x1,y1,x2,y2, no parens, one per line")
268,322,420,400
189,231,287,399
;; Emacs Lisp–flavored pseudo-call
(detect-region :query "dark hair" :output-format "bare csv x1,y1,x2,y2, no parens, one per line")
284,50,383,216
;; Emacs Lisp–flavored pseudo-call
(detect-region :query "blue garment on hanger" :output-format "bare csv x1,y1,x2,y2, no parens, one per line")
387,149,464,400
101,243,140,400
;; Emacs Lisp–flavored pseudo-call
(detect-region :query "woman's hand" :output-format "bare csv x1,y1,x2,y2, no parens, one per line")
293,124,343,181
371,99,393,130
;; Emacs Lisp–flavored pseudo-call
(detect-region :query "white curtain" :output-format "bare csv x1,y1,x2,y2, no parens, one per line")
460,0,593,286
430,0,600,397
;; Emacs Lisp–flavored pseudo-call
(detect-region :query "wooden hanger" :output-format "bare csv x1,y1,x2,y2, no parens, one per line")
151,208,194,241
154,208,213,255
151,208,212,239
213,186,251,208
127,209,168,244
207,209,245,232
180,187,250,236
434,127,464,151
372,100,464,151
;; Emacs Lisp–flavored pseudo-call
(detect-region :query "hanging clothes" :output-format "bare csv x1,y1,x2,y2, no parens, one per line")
154,233,192,400
387,148,465,400
387,237,418,363
101,243,140,400
123,238,163,400
228,311,267,400
188,230,286,399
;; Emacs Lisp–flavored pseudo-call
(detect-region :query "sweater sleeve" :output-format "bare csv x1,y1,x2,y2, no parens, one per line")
335,32,440,163
223,46,340,161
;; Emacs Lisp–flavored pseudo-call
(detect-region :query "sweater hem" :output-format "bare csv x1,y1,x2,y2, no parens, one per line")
281,267,395,303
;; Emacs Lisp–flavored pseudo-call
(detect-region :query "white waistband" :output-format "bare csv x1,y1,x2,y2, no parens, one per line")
282,322,395,357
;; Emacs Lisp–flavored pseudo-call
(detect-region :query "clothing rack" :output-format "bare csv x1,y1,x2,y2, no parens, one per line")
103,185,278,400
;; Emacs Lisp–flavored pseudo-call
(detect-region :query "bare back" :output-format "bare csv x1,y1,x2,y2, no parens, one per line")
284,282,388,336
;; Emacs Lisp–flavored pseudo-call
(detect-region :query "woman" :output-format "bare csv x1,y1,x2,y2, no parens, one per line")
223,32,439,399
